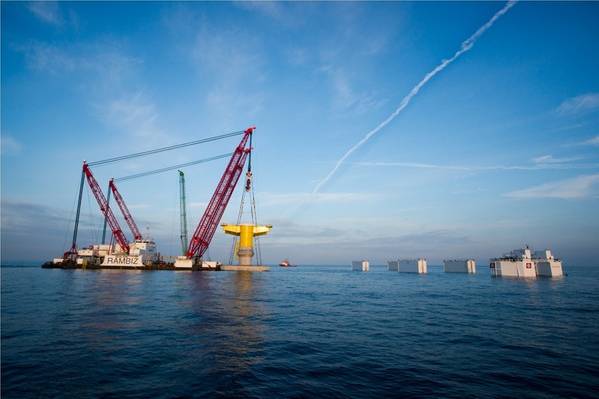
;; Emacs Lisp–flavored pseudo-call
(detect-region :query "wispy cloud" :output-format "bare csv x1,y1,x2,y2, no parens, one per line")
236,1,289,24
1,135,23,155
320,65,386,114
313,1,518,193
101,92,167,145
556,93,599,116
505,174,599,199
532,154,582,164
18,40,141,83
192,25,266,121
260,192,376,207
353,160,598,171
581,135,599,146
28,1,63,26
0,199,161,261
266,218,476,263
18,40,166,147
1,199,98,261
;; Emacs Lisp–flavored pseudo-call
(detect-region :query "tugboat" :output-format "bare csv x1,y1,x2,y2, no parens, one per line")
279,258,295,267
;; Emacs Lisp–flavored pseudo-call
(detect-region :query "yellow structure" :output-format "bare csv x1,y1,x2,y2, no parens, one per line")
221,223,272,266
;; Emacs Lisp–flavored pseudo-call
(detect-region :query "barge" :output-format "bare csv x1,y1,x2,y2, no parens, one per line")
45,240,221,271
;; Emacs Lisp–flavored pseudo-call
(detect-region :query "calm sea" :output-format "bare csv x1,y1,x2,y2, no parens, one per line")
2,264,598,398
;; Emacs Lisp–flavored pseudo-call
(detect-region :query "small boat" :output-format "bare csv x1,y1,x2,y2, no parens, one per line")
279,259,295,267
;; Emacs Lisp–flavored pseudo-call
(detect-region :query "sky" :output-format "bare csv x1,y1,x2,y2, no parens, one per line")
1,1,598,266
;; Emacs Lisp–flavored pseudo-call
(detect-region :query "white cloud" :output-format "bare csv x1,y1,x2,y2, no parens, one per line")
28,1,63,26
259,192,376,207
353,160,598,171
581,135,599,146
101,92,167,145
532,154,582,164
0,135,22,155
191,25,266,121
557,93,599,116
236,1,286,21
20,42,78,73
505,174,599,199
19,41,141,83
321,66,385,114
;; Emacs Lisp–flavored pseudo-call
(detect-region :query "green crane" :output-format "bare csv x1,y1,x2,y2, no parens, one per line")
178,170,189,255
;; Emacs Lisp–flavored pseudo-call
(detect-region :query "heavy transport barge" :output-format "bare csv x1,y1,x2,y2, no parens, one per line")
43,240,222,270
44,238,269,272
43,259,269,272
42,260,218,271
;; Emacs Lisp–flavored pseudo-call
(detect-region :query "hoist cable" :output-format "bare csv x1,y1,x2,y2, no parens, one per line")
88,130,243,166
114,153,232,182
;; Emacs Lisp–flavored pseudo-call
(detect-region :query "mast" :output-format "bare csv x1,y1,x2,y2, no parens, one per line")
179,170,189,255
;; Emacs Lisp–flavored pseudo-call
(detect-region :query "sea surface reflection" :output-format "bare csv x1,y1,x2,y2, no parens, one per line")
2,265,598,398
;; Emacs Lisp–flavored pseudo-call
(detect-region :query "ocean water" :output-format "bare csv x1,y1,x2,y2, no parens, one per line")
2,264,598,398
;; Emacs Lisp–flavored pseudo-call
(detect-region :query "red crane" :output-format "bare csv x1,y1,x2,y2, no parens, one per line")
186,126,254,259
109,179,143,241
82,162,130,253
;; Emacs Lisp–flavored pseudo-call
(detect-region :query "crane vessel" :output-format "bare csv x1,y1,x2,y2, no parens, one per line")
44,126,265,271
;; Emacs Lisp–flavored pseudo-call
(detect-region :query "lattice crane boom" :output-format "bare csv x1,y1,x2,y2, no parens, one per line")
186,127,254,259
82,162,130,253
109,179,143,241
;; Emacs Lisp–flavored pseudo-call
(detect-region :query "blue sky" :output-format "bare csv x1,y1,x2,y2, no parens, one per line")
2,1,598,265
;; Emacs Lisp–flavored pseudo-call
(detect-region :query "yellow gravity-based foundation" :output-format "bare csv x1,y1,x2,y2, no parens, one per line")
221,223,272,266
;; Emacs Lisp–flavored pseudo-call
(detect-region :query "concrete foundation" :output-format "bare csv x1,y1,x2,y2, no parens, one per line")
237,247,254,266
444,259,476,273
352,260,369,271
397,259,427,273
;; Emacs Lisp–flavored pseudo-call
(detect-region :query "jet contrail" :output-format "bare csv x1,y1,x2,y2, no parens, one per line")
313,1,518,193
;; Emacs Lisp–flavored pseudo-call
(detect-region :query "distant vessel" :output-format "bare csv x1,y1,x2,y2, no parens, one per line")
279,259,295,267
490,246,563,277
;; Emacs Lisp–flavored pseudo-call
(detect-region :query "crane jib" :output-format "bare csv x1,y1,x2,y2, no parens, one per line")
82,163,130,253
186,126,254,259
109,179,143,241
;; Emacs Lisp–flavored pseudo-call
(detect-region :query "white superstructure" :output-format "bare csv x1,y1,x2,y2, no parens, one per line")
490,246,563,277
129,240,158,263
101,240,158,267
64,240,159,268
352,260,370,271
444,259,476,273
